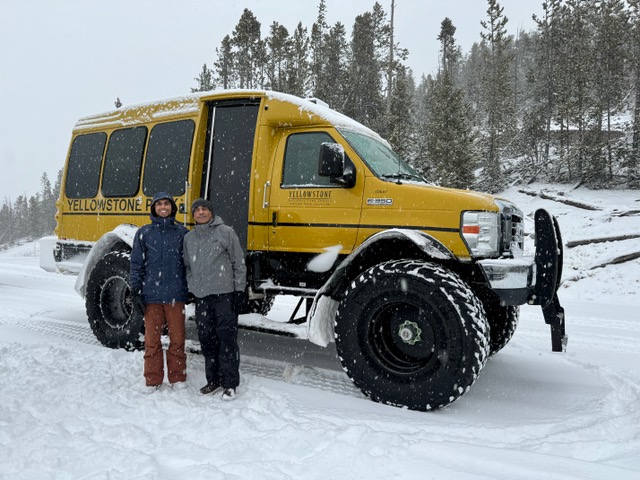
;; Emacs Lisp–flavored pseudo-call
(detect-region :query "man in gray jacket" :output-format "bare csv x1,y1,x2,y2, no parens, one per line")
183,198,247,399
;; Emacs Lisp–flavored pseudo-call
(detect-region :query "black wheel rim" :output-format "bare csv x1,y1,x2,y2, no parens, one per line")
367,301,438,376
100,276,133,330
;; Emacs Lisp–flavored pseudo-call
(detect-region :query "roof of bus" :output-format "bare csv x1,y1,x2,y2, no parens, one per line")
73,89,383,143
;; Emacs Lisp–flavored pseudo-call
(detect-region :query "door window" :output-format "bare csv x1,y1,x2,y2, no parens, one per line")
281,132,336,187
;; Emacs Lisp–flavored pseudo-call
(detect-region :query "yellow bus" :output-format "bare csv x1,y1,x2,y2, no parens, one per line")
47,90,566,411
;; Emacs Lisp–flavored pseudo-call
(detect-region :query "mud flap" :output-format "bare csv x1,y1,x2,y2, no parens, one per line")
530,209,567,352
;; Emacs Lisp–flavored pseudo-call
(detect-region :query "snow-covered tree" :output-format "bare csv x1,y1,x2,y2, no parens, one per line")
478,0,515,192
422,19,476,189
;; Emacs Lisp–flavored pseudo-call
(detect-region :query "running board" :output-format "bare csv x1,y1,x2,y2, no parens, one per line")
238,313,309,339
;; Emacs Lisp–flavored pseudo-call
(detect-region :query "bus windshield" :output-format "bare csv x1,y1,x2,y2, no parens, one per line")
339,129,426,184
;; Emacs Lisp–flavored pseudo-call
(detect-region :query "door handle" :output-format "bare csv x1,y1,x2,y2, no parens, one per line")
272,211,278,227
263,181,271,208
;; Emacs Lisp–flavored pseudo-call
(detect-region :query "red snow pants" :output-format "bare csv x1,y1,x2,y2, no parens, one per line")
143,303,187,386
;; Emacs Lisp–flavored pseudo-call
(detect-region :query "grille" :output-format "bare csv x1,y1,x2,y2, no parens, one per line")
500,209,524,255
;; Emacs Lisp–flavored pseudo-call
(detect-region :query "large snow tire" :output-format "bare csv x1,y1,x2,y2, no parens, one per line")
335,260,489,411
485,301,519,356
86,250,144,350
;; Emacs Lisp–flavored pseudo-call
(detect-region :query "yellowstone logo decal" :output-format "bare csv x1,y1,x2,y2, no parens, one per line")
63,197,154,215
287,190,332,206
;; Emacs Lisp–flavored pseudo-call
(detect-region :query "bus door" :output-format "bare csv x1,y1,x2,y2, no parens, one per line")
201,100,260,252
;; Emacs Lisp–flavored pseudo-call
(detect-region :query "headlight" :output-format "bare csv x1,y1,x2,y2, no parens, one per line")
462,211,500,257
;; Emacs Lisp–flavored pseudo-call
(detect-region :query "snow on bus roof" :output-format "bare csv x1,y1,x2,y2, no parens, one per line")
74,89,384,142
263,90,383,141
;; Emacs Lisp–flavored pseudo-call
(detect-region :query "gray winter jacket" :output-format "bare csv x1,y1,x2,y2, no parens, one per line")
183,216,247,298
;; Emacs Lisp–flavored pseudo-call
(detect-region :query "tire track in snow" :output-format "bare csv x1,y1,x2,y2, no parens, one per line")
516,328,640,355
187,343,364,399
1,314,364,400
0,314,101,346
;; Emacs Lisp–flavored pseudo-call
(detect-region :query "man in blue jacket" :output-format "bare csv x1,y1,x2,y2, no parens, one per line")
130,192,189,392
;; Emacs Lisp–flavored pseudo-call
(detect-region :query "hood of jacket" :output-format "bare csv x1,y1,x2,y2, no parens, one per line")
194,215,224,232
150,191,178,218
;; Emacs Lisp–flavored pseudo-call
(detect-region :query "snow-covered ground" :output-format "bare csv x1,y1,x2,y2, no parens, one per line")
1,185,639,479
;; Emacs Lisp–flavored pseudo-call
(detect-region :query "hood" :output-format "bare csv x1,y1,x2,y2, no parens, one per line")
150,191,177,217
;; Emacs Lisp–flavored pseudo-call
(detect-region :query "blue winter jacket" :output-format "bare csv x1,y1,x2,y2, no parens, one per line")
130,215,189,304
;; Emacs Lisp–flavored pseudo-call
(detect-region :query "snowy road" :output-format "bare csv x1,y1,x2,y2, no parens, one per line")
2,185,640,479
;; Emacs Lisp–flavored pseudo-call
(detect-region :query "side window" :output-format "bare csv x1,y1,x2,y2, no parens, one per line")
143,120,195,196
65,132,107,198
101,126,147,197
282,132,335,187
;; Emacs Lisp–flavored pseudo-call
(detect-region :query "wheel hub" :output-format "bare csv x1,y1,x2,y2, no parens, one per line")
398,320,422,345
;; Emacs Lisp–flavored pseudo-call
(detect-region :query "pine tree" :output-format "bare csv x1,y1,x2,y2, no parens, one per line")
529,0,564,173
231,9,262,89
13,196,28,241
213,35,235,89
309,0,329,99
423,18,476,189
39,172,56,235
345,12,384,131
590,0,629,183
558,0,592,182
0,202,13,245
629,0,640,187
265,22,291,92
191,63,214,92
460,42,485,114
478,0,515,192
386,66,415,160
412,74,433,176
321,22,349,109
53,168,63,203
286,22,309,96
438,18,460,77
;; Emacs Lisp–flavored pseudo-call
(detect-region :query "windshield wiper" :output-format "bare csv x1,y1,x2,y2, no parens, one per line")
380,173,425,183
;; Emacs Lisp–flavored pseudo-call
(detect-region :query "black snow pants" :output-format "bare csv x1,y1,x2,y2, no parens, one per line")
194,292,240,389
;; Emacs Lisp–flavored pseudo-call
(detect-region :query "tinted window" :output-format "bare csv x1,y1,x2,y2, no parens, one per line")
143,120,195,196
282,132,335,187
102,126,147,197
65,132,107,198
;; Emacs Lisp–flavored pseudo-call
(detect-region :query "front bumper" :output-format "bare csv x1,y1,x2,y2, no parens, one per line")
477,208,567,352
477,257,536,305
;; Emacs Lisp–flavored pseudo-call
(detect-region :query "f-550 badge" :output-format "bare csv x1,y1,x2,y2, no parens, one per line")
366,198,393,205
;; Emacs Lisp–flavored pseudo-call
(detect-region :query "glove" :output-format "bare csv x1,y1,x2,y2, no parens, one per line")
186,292,196,305
131,290,145,314
233,291,246,315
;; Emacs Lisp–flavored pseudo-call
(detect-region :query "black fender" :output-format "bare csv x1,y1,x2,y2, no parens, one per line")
307,229,455,346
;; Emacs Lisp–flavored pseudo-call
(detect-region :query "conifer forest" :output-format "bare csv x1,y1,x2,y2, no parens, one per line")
3,0,639,247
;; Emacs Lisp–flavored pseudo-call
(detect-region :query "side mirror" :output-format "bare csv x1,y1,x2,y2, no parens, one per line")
318,143,355,187
318,142,345,177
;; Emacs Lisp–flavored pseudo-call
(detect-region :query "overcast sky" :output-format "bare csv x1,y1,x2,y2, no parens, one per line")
0,0,541,202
